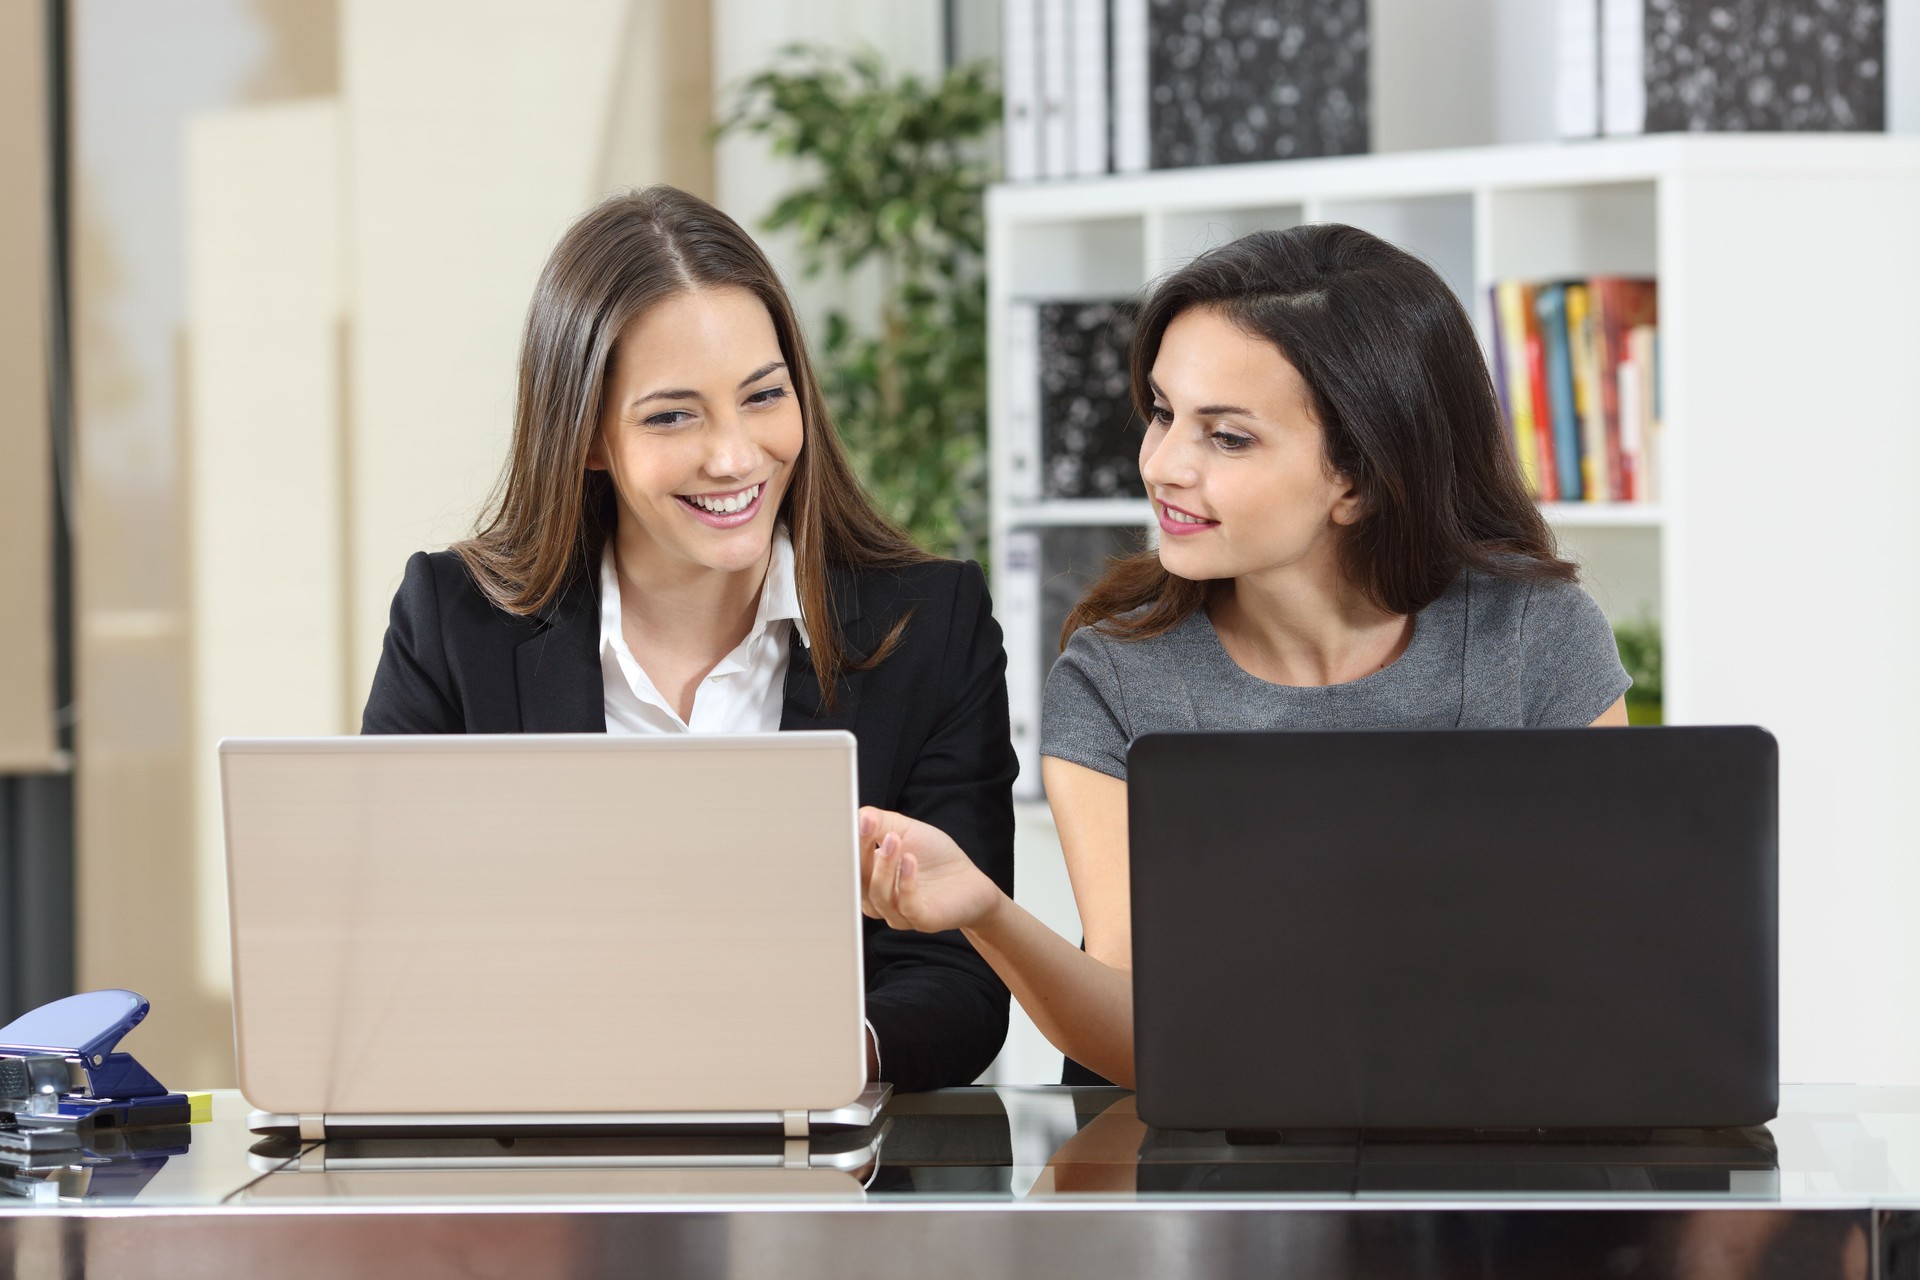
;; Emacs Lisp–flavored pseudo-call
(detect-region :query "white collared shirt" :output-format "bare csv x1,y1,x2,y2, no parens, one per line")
598,531,812,735
597,533,879,1072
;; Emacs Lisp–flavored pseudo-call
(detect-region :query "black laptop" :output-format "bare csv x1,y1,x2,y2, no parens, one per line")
1128,727,1778,1133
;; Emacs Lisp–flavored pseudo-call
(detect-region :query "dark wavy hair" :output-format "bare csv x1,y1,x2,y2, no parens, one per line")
1064,222,1575,646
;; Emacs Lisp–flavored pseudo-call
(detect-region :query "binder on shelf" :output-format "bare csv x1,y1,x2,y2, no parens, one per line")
1000,529,1044,795
1108,0,1369,171
1602,0,1885,136
1109,0,1149,173
1000,524,1149,799
1599,0,1645,137
1556,0,1601,140
1067,0,1109,178
1035,299,1143,500
1003,0,1041,181
1039,0,1072,179
1003,301,1043,502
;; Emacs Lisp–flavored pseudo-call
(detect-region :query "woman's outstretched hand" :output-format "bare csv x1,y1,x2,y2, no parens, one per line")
858,806,1005,935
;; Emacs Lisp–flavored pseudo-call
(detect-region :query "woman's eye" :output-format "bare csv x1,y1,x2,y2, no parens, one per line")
746,386,788,407
644,410,693,428
1148,405,1173,426
1209,430,1253,452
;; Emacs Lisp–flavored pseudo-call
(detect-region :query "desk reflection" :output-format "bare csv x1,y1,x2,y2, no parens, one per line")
1029,1095,1781,1200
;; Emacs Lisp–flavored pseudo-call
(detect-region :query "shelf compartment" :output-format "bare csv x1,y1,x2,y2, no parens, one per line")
1479,182,1657,285
1007,216,1146,297
1147,204,1305,278
1308,193,1476,319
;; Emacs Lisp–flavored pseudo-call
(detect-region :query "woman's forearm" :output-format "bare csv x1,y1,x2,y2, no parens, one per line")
962,891,1135,1088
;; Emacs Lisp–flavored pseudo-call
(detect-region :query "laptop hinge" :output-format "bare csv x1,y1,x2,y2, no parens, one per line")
782,1109,808,1138
298,1114,326,1141
782,1138,808,1169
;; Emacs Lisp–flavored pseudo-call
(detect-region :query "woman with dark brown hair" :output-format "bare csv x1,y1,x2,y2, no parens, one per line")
361,186,1016,1092
856,223,1630,1087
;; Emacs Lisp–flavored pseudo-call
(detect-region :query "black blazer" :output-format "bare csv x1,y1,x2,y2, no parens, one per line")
361,550,1017,1092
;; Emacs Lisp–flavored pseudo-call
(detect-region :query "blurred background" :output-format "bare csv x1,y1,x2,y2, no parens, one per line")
4,0,1919,1090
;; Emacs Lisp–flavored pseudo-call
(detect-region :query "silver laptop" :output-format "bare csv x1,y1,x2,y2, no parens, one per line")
220,733,888,1140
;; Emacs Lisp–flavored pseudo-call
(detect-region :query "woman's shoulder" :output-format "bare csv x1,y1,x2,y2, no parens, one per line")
389,548,587,638
1058,607,1210,677
839,556,986,618
1457,565,1606,638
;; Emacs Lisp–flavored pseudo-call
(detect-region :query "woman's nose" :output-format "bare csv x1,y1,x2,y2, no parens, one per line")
1139,423,1197,490
703,412,760,479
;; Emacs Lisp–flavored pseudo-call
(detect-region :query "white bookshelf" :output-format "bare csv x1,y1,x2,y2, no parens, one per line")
986,134,1920,1088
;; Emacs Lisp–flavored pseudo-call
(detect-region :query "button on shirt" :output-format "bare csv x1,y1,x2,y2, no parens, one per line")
598,531,812,735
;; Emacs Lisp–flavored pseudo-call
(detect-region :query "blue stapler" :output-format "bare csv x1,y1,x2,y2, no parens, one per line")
0,990,191,1152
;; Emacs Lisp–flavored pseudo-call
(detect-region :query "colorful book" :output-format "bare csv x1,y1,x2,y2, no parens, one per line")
1521,285,1559,502
1564,283,1610,502
1625,323,1660,502
1535,283,1584,503
1493,282,1540,496
1590,277,1658,501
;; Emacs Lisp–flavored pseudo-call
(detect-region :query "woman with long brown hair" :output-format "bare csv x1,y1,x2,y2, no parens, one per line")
855,223,1630,1087
361,186,1016,1092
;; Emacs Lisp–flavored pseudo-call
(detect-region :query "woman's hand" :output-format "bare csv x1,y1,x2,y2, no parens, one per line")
857,807,1006,935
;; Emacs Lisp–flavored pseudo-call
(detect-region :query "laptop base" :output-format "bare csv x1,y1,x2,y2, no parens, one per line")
247,1083,892,1140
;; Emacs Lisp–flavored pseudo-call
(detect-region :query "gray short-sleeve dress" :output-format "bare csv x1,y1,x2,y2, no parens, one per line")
1042,569,1631,781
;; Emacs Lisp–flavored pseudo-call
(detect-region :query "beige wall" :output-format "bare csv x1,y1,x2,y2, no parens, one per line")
0,0,59,773
82,0,717,1085
340,0,633,701
184,100,349,991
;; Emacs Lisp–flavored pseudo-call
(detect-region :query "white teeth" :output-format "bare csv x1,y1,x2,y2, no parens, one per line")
688,483,760,515
1164,506,1209,524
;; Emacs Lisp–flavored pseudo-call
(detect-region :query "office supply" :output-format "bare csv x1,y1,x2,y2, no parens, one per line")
1556,0,1601,139
0,990,192,1152
1109,0,1370,170
1109,0,1149,173
1036,298,1142,500
1002,0,1042,180
221,733,882,1138
1128,727,1778,1132
1039,0,1071,178
1602,0,1885,136
1067,0,1108,177
998,523,1143,798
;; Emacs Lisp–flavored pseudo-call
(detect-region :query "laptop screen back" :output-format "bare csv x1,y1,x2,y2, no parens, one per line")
1128,727,1778,1132
222,733,865,1117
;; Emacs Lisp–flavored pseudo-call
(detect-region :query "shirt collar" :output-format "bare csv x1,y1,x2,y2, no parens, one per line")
598,528,811,663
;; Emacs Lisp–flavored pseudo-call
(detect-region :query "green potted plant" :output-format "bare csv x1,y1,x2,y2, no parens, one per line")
721,46,1000,560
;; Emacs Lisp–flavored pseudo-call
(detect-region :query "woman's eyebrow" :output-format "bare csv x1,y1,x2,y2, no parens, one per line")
630,361,786,410
737,360,786,389
1149,379,1256,419
633,386,700,407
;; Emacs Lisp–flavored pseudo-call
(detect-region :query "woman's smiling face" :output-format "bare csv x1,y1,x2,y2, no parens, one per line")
589,286,804,578
1139,305,1361,584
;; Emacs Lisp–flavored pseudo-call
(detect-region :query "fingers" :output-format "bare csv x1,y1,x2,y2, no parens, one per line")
865,832,912,930
857,807,912,924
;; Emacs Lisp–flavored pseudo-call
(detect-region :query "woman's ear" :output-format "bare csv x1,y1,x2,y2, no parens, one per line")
1330,475,1365,526
585,431,608,472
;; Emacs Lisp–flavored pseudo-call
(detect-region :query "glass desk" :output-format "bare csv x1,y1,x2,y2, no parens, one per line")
2,1085,1917,1278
